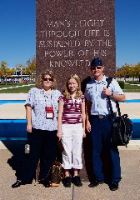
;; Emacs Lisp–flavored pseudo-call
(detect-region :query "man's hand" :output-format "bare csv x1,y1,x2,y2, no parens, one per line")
102,87,112,97
86,121,91,133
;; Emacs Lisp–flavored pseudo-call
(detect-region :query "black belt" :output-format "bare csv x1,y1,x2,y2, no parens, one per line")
91,114,112,119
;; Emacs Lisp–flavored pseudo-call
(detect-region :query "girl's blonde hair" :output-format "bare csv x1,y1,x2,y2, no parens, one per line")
36,70,57,89
63,74,83,99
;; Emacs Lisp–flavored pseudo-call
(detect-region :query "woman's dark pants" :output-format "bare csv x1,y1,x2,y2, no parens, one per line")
22,128,57,182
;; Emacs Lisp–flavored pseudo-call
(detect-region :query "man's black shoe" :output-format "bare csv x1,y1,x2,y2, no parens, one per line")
72,176,82,187
88,180,104,187
109,182,119,191
11,180,22,188
63,177,71,187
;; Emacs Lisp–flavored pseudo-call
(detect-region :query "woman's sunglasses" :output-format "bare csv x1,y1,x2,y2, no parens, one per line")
43,78,53,81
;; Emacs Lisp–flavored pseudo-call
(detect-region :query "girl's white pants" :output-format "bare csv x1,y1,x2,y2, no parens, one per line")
62,123,83,169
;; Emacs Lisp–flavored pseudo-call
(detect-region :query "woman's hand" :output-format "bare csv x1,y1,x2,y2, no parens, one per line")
83,132,86,138
57,131,62,141
27,124,32,133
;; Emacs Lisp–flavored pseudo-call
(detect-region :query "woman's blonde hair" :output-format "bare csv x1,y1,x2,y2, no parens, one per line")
36,70,57,89
63,74,83,99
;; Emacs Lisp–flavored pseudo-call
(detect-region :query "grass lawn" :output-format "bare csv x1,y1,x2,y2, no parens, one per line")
0,84,35,93
0,83,26,88
0,82,140,93
124,83,140,92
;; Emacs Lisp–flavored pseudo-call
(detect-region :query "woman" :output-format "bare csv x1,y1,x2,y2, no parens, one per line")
12,71,61,188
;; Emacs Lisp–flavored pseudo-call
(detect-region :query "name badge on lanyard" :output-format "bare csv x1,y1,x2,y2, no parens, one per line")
45,106,54,119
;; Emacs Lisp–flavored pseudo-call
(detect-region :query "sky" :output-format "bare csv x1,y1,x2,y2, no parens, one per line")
0,0,35,68
115,0,140,67
0,0,140,68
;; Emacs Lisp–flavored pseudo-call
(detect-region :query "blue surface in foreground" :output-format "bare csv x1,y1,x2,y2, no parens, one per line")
0,119,26,139
124,99,140,103
0,99,140,105
0,100,25,105
0,118,139,140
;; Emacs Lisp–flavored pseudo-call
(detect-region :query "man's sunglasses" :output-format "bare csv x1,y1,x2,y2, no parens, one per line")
43,78,53,81
90,66,102,70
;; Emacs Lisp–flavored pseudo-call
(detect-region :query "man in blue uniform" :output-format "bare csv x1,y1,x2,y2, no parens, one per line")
85,57,125,191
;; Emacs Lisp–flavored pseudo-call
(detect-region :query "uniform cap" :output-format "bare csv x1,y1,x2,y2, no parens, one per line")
90,57,103,67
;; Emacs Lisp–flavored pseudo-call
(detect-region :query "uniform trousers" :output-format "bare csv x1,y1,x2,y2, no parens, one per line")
62,123,83,169
22,128,57,182
90,115,121,183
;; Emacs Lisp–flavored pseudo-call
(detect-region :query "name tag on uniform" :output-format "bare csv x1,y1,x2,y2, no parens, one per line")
45,106,54,119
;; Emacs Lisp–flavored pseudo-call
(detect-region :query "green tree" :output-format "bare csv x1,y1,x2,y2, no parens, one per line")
26,57,36,82
116,62,140,82
0,61,8,77
26,57,36,75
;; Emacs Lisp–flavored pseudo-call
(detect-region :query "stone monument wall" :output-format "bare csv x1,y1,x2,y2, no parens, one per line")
37,0,115,90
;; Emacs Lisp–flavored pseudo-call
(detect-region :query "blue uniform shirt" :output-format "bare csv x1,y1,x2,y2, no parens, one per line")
85,75,124,115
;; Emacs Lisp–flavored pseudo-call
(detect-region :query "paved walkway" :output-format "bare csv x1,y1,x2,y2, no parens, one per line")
0,142,140,200
1,101,139,119
0,92,140,100
0,93,140,119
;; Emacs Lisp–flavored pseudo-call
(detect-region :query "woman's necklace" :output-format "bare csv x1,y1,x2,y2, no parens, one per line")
70,93,76,104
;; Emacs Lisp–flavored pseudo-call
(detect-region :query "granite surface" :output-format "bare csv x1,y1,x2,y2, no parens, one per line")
36,0,116,90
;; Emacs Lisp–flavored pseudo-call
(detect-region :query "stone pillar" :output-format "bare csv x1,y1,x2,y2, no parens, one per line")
36,0,116,89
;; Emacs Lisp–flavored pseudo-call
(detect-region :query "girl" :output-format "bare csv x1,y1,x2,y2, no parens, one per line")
57,74,85,187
